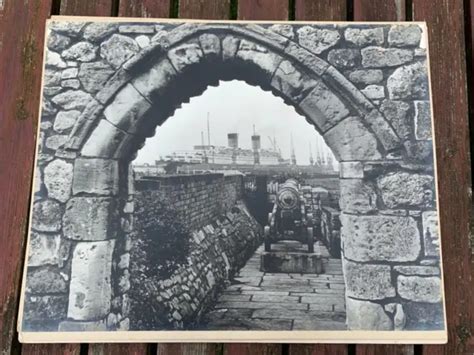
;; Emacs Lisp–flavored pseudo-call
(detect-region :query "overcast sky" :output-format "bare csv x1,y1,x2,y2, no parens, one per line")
135,80,337,168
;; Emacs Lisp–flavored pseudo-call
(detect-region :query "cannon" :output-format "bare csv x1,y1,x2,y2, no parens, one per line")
264,179,314,253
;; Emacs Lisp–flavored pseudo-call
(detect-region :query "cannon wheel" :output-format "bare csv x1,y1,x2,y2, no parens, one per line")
264,226,271,252
307,226,314,253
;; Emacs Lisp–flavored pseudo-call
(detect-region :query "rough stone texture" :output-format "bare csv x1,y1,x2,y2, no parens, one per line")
199,33,221,56
269,24,295,39
119,24,155,34
54,110,80,132
44,159,73,203
387,61,429,100
299,81,350,132
270,60,317,103
61,68,78,79
49,21,85,36
346,298,393,330
327,49,360,69
364,109,400,150
63,197,117,241
343,260,395,300
132,58,177,100
345,27,384,46
339,179,377,213
394,304,406,330
324,117,382,161
68,240,115,320
100,34,139,68
51,90,93,110
61,79,81,89
341,214,421,262
398,276,442,303
72,158,119,196
46,51,67,68
377,171,434,208
235,40,282,81
403,301,444,330
422,211,440,257
32,200,63,232
135,35,150,48
28,232,61,267
78,61,115,93
83,23,118,42
62,42,97,62
361,85,385,100
80,119,131,159
103,83,151,133
26,267,67,294
380,100,411,139
348,69,383,85
48,32,71,51
59,320,107,331
388,25,422,47
394,266,440,276
297,26,340,54
361,47,413,68
45,135,68,151
24,295,68,321
415,101,432,140
339,162,364,178
168,42,204,72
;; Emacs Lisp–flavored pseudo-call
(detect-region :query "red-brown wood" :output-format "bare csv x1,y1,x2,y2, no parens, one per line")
60,0,114,17
238,0,288,21
88,343,149,355
21,344,81,355
295,0,347,21
179,0,231,20
289,344,348,355
119,0,171,18
156,343,221,355
413,0,473,353
354,0,406,21
0,0,53,353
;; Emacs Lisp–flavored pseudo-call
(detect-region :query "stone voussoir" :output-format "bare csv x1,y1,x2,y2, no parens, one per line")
72,157,119,196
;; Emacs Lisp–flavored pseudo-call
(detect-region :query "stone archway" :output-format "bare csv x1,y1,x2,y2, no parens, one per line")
27,21,441,332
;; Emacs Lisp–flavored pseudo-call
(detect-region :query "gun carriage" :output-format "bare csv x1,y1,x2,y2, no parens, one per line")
264,179,315,253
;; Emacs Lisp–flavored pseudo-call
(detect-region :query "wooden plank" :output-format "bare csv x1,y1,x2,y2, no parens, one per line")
353,1,414,354
21,344,81,355
353,0,405,21
88,343,149,355
238,0,288,20
0,0,53,353
295,0,347,21
119,0,171,18
413,0,473,353
156,343,220,355
179,0,231,20
60,0,115,16
224,343,282,355
289,344,348,355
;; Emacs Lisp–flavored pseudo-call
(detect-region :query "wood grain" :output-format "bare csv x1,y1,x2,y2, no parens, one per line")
179,0,231,20
238,0,289,20
0,0,53,353
21,344,81,355
295,0,347,21
413,0,473,353
156,343,220,355
118,0,171,18
289,344,348,355
60,0,115,17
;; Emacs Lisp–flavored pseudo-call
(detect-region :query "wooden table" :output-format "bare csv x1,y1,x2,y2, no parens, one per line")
1,0,473,354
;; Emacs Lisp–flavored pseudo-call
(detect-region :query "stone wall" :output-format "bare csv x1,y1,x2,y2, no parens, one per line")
130,201,262,329
22,20,444,332
135,174,243,231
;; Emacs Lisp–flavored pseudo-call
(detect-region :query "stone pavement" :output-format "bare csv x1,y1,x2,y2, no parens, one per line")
202,241,347,330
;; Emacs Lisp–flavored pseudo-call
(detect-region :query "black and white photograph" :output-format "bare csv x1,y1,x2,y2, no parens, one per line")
19,18,446,342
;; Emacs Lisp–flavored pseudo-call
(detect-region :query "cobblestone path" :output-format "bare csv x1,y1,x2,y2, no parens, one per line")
203,241,347,330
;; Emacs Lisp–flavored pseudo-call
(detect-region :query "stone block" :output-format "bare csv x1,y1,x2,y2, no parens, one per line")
28,232,61,267
380,100,411,139
339,162,364,178
397,275,441,303
62,42,97,62
327,49,360,68
345,27,384,46
348,69,383,85
51,90,93,110
296,26,340,54
44,159,73,203
299,81,350,132
235,40,283,83
270,60,317,103
387,61,429,100
59,319,107,331
269,24,295,39
61,79,80,89
394,265,440,276
361,47,413,68
46,51,67,68
45,135,68,151
103,83,151,134
339,179,377,214
119,24,155,34
403,301,445,330
377,171,434,208
132,58,177,100
54,110,80,132
284,42,329,76
260,252,325,274
415,101,432,140
221,35,240,61
26,267,67,294
32,200,63,232
346,297,393,330
48,32,71,51
341,214,421,262
72,158,119,196
388,25,422,47
49,22,85,36
78,61,115,93
100,34,139,68
63,197,117,241
324,116,382,161
168,41,203,72
343,260,395,300
199,33,221,56
68,240,115,320
422,211,440,257
24,295,67,321
83,23,118,42
135,35,151,48
361,85,385,100
364,109,400,150
394,304,406,330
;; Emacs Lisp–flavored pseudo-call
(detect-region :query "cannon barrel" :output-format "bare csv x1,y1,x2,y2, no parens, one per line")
276,179,300,210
